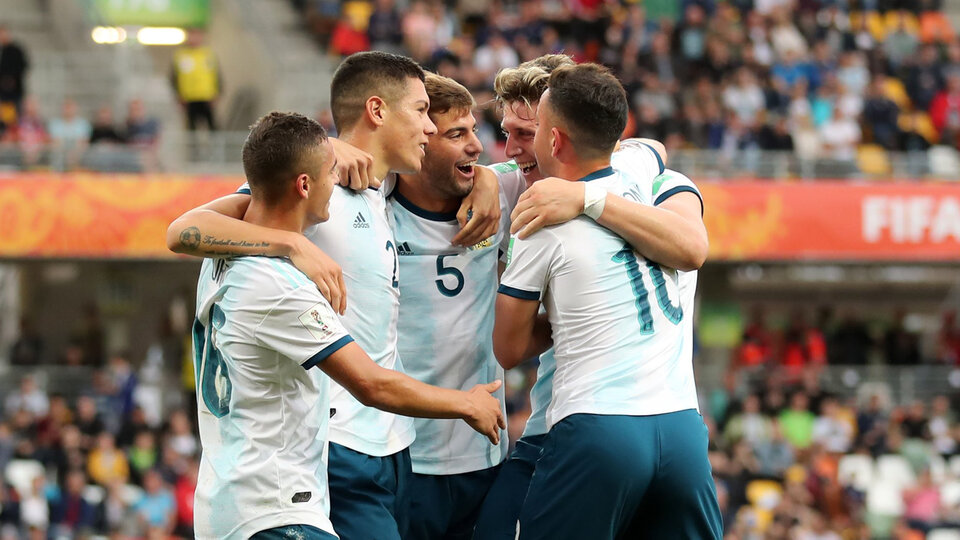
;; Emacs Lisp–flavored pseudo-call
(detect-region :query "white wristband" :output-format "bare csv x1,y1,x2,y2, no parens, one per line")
582,182,606,220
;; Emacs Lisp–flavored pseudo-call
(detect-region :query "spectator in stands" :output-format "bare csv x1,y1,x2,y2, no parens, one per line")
47,425,86,486
49,468,97,537
87,432,129,486
780,392,816,449
173,457,198,538
48,98,91,172
19,475,48,539
884,12,920,71
124,99,159,146
906,45,945,112
102,479,132,535
128,430,157,485
901,400,930,440
473,31,518,86
724,394,774,447
0,25,28,115
164,410,197,458
4,376,48,421
928,395,956,456
34,394,71,453
903,468,943,534
864,75,902,150
8,96,47,168
811,398,854,454
133,469,176,537
723,67,766,129
755,420,795,479
330,12,370,56
88,105,124,145
929,72,960,147
74,396,103,448
8,319,41,367
171,30,220,132
367,0,403,53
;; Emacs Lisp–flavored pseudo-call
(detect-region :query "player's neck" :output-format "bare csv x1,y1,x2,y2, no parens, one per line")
395,174,460,214
339,130,391,180
244,200,307,234
554,158,612,183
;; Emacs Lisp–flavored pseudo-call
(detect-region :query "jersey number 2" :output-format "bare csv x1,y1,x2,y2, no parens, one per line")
612,245,683,334
193,303,232,417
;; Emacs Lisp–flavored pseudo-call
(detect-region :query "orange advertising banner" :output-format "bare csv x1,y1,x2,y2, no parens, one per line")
1,174,959,261
701,181,960,261
0,173,242,258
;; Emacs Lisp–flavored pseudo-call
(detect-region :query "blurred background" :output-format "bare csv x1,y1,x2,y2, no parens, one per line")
1,0,960,539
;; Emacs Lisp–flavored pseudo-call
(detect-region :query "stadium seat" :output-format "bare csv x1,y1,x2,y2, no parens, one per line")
876,455,916,488
866,479,905,516
884,11,921,36
3,459,44,496
929,146,960,179
929,529,960,540
838,454,875,491
857,144,892,176
746,479,783,509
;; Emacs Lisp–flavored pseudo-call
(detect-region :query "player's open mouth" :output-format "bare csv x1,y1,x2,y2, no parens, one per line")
456,160,477,176
516,160,537,175
419,143,427,155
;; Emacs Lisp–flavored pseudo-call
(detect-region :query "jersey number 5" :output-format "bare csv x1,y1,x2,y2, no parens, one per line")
435,254,464,297
192,303,232,417
612,245,683,334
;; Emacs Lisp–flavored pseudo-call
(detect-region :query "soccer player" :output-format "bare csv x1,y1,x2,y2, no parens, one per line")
388,73,519,540
474,56,705,540
169,52,503,540
192,112,504,540
494,64,722,540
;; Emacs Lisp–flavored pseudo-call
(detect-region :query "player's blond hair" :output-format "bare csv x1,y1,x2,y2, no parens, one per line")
493,54,575,109
424,72,475,119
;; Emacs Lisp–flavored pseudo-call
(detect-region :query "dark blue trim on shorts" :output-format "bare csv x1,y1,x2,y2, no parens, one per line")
302,335,354,370
497,285,541,301
654,186,704,216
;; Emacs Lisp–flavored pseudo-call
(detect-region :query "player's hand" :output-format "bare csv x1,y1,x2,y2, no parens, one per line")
329,137,379,191
453,165,500,247
463,380,506,445
510,178,585,239
288,235,348,315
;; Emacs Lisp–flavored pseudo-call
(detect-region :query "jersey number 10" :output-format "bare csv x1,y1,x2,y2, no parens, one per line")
612,245,683,333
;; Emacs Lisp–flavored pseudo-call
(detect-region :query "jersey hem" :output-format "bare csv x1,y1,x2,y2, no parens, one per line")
497,284,540,301
327,425,416,457
302,335,354,369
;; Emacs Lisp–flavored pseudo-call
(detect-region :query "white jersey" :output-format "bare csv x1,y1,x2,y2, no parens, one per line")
520,143,671,437
193,256,353,540
388,165,524,475
238,181,415,456
502,166,702,430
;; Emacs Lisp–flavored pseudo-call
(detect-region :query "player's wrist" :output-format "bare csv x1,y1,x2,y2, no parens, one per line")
582,182,606,220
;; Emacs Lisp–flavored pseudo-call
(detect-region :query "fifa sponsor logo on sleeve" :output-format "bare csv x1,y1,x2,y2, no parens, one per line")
353,213,370,229
298,302,337,341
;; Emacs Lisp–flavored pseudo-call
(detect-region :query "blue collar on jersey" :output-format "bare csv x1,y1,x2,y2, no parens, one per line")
577,166,615,182
391,188,459,222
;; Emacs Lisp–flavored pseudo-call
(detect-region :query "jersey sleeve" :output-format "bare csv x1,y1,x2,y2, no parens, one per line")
651,169,704,216
236,182,251,195
254,287,354,370
489,162,526,217
497,230,564,301
610,142,664,205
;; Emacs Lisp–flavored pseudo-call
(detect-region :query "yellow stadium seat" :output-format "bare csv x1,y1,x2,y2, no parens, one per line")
858,144,892,176
884,11,921,36
883,78,911,110
343,1,373,32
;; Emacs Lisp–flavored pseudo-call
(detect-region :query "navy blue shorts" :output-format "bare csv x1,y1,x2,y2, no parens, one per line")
250,524,337,540
518,411,722,540
473,434,546,540
327,443,411,540
403,465,501,540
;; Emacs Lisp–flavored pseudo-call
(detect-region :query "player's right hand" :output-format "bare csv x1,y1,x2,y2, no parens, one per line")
463,380,506,445
330,137,378,191
289,235,348,315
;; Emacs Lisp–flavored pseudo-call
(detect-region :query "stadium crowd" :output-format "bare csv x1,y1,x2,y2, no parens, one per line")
303,0,960,177
2,304,959,538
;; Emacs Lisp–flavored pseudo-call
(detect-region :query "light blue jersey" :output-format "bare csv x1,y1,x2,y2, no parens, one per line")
503,167,702,431
237,181,415,456
193,257,353,540
519,144,679,437
388,166,523,475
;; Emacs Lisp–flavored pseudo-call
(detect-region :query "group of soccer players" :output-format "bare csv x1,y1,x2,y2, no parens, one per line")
167,50,723,540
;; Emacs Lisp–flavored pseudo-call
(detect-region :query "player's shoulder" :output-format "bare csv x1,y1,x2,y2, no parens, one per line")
222,257,315,301
651,168,701,206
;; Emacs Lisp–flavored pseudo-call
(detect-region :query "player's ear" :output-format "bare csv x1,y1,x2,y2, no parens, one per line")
365,96,386,127
296,174,310,199
550,127,563,159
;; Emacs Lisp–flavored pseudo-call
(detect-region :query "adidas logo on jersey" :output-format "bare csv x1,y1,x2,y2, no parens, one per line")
395,242,413,256
353,213,370,229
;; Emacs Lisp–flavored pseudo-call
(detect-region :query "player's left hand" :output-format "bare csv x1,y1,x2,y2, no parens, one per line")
329,137,378,191
452,165,501,247
511,177,585,239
